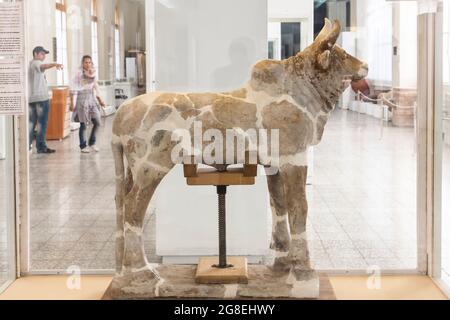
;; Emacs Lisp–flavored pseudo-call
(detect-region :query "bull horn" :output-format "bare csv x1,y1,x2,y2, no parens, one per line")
319,20,341,50
315,18,333,42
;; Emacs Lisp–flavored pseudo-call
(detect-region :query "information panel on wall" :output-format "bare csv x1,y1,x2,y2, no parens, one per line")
0,58,24,115
0,1,25,115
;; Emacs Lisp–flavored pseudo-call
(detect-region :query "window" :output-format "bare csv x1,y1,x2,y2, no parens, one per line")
268,22,300,61
91,0,99,70
115,7,121,80
55,0,68,85
268,40,275,59
281,22,301,59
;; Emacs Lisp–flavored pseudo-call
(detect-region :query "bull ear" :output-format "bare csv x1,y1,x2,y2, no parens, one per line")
317,50,331,69
315,18,332,42
319,20,341,50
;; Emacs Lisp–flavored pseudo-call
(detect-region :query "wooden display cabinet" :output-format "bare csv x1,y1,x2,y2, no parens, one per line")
46,87,71,141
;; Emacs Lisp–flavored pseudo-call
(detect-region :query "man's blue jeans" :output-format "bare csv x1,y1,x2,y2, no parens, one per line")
29,100,50,152
79,118,100,150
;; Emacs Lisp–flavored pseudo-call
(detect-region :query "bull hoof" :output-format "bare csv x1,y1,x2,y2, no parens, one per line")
109,265,164,299
286,267,319,299
271,256,292,273
271,255,314,275
287,266,317,283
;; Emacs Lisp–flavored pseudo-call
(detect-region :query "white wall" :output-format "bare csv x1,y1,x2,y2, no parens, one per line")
95,0,146,81
444,0,450,84
146,0,315,91
355,0,393,87
396,1,418,89
268,0,313,21
268,22,281,59
355,0,417,89
149,0,268,92
66,0,92,80
154,167,271,261
96,0,116,81
118,0,146,81
268,0,314,52
25,0,145,84
25,0,57,85
146,0,271,261
119,0,145,51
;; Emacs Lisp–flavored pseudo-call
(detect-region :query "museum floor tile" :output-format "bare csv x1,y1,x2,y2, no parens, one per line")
0,275,447,300
309,108,419,271
26,108,450,279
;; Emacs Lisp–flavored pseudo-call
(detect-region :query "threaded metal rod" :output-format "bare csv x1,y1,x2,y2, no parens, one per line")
218,191,227,267
213,185,233,269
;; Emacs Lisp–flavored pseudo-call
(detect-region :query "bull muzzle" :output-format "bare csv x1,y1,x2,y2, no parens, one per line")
353,63,369,81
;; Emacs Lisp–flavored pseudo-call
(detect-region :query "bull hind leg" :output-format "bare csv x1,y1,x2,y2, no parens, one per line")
115,166,134,274
112,129,178,297
112,163,172,296
122,180,156,273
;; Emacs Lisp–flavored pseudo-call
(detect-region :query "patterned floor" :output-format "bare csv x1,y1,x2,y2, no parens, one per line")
28,117,156,270
308,109,418,270
24,108,439,274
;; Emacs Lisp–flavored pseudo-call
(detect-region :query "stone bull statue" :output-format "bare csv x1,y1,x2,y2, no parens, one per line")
109,19,368,297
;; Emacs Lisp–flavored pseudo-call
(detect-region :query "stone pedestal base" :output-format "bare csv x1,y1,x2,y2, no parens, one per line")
103,265,335,300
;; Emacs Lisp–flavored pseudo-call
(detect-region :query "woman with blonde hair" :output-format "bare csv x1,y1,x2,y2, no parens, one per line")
69,55,105,153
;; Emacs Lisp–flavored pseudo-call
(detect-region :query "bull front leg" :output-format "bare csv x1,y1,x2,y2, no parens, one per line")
265,170,291,272
280,164,319,297
280,164,312,270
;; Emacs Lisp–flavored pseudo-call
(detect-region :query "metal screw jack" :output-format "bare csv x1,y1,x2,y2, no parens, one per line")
212,185,233,269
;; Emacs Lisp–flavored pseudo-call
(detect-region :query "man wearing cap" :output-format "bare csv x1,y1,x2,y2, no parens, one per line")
28,46,63,154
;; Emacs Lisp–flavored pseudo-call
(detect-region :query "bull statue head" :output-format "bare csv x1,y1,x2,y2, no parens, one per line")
250,18,368,145
309,19,368,80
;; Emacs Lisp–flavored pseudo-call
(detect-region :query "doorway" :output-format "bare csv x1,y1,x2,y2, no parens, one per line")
268,20,303,61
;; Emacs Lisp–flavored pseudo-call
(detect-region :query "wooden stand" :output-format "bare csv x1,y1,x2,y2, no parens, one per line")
183,157,257,285
196,257,248,284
